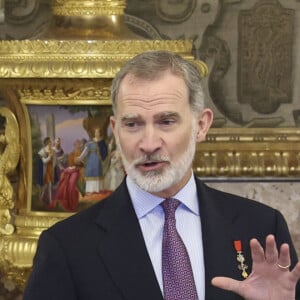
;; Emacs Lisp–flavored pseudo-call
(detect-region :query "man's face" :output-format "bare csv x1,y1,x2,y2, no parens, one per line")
110,70,212,198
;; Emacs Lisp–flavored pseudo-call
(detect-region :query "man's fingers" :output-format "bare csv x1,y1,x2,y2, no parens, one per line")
277,243,291,271
265,235,279,264
251,235,286,265
211,277,241,293
290,262,300,282
250,238,265,263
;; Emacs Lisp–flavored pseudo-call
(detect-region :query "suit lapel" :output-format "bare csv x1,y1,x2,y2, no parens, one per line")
196,179,246,299
94,181,164,300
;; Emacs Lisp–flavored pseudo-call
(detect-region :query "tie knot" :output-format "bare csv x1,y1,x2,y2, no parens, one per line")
161,198,180,219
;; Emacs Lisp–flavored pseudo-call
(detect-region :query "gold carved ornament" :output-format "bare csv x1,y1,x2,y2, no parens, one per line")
52,0,126,16
0,107,20,235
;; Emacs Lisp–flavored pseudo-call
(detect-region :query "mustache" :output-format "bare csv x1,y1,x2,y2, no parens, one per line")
133,154,169,164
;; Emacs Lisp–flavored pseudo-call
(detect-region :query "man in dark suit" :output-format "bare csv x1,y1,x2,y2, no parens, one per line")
24,50,300,300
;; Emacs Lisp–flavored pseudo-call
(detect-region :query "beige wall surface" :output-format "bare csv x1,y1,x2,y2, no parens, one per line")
206,180,300,257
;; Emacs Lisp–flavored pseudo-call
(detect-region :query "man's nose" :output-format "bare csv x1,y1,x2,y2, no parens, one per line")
139,126,162,154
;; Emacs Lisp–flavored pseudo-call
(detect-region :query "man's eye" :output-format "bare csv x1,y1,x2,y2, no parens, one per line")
160,119,175,125
124,120,142,128
125,122,137,127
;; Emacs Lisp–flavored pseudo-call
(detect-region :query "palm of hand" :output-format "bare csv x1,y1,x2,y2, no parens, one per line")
239,261,298,300
212,235,300,300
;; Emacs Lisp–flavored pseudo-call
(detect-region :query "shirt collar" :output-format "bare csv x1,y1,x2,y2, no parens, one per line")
126,172,200,219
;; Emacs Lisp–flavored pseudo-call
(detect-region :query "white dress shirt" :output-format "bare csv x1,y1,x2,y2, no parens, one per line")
127,173,205,299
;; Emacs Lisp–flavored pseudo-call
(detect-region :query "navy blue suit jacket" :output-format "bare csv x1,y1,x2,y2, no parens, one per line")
24,177,300,299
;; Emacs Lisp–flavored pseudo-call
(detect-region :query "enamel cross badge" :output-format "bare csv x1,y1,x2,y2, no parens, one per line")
234,240,249,279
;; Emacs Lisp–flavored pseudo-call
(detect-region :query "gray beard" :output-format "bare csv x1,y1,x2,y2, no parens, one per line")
117,126,197,193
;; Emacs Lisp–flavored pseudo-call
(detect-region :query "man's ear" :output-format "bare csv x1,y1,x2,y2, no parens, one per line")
196,108,213,142
109,116,119,142
109,115,116,132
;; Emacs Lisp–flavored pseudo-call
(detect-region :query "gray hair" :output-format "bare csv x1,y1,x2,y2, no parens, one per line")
110,50,205,115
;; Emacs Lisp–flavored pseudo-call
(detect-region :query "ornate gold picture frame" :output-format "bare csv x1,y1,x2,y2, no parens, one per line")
0,83,117,287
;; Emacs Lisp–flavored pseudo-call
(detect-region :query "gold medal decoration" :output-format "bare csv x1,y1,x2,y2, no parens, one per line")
234,240,249,279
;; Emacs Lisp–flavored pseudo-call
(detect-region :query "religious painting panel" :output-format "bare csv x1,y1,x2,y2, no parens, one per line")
26,103,124,214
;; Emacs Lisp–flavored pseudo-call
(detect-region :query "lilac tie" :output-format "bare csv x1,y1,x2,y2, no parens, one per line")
161,198,198,300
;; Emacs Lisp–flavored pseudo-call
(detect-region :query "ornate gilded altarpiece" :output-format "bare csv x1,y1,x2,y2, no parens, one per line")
1,0,300,290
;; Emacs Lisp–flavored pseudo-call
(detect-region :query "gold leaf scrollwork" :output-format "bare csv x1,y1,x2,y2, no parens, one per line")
52,0,126,16
0,107,20,235
192,59,209,78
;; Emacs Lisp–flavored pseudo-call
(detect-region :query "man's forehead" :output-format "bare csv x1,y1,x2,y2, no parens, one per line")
123,73,138,83
123,69,166,83
122,69,177,84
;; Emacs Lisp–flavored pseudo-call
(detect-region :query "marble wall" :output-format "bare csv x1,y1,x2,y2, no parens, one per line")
206,180,300,257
